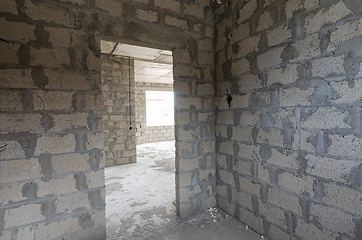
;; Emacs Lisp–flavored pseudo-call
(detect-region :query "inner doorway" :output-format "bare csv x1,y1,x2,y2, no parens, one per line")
100,40,176,238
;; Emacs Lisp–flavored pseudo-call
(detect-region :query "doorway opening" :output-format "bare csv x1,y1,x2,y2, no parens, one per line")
100,40,176,238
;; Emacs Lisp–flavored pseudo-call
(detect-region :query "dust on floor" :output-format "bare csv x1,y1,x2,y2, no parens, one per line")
105,141,261,240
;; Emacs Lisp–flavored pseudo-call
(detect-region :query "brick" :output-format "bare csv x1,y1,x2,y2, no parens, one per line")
29,47,71,68
176,171,194,187
37,174,77,197
236,34,261,58
272,107,298,129
34,134,76,156
239,110,260,126
0,182,27,205
268,224,294,240
305,1,352,34
239,176,261,196
310,203,355,235
231,126,253,143
45,27,85,48
217,111,233,125
52,153,90,175
173,49,191,64
215,35,226,52
178,185,202,202
133,0,149,4
154,0,181,13
193,23,202,32
199,140,214,152
36,216,82,240
279,86,314,107
238,0,257,23
0,69,34,89
197,39,213,52
136,8,158,22
305,154,360,184
291,33,320,61
324,182,362,216
177,96,202,110
257,128,284,147
87,132,104,150
198,51,214,66
267,64,299,86
232,58,250,76
205,25,213,37
215,96,229,110
45,69,92,90
234,159,253,177
268,187,301,215
219,141,234,155
87,53,101,71
0,18,36,42
165,15,187,30
95,0,123,16
197,83,214,96
24,0,76,27
217,184,228,199
259,201,287,229
299,130,316,153
0,0,17,14
0,42,20,64
0,140,26,160
237,73,261,92
0,159,42,184
257,46,284,69
174,65,201,79
330,78,362,104
267,22,292,47
0,89,22,112
84,93,102,111
268,149,299,170
184,2,204,19
302,107,350,130
50,113,89,132
233,188,253,210
55,192,91,214
278,171,314,195
0,226,33,240
176,157,201,171
0,113,43,134
328,134,362,161
217,154,228,169
4,204,45,228
312,55,345,78
199,168,214,181
230,22,250,44
256,11,274,32
285,0,319,19
238,208,263,233
295,219,338,240
230,94,250,109
328,18,362,52
257,164,270,183
33,90,73,111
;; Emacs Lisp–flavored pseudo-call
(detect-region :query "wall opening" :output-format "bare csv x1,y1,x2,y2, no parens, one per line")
100,40,176,238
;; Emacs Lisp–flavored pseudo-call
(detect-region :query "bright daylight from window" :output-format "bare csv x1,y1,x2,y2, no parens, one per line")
146,91,174,126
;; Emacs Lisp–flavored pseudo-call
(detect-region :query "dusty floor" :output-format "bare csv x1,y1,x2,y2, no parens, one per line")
105,141,262,240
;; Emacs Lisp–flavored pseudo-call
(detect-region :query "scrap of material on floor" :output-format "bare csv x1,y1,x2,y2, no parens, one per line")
105,141,261,240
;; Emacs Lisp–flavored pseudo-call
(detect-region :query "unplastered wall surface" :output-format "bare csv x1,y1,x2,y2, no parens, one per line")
215,0,362,239
0,0,215,238
135,82,174,145
102,55,136,167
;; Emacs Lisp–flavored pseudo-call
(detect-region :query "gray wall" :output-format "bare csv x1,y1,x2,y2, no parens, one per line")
215,0,362,239
135,82,175,145
0,0,215,238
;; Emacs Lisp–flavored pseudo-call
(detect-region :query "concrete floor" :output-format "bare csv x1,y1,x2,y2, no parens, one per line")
105,141,262,240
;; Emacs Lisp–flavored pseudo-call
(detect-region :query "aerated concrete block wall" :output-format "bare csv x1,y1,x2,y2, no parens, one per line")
101,55,136,167
0,0,215,238
215,0,362,239
135,82,175,145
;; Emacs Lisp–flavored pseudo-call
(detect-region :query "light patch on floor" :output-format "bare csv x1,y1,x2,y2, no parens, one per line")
105,141,261,240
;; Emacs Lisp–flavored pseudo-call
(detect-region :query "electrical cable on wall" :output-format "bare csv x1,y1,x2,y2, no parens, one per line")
129,57,133,130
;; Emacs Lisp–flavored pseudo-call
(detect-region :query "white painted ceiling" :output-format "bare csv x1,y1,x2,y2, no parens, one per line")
101,41,173,84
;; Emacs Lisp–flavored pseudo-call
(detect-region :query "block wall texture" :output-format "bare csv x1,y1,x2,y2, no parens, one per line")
101,55,136,167
0,0,215,238
135,82,175,145
215,0,362,239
